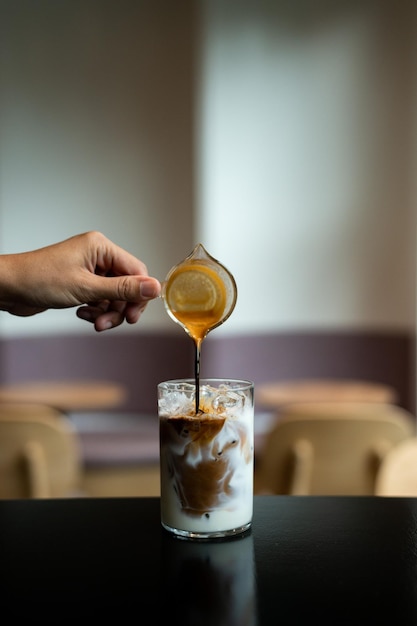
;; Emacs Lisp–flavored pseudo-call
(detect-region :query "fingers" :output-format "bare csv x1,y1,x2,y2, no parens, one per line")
94,301,148,331
68,234,163,331
76,304,131,331
76,296,154,332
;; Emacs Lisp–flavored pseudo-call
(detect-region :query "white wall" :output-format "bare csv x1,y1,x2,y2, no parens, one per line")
197,0,416,335
0,0,415,339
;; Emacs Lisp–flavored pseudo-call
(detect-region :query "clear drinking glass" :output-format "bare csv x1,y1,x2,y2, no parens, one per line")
158,378,254,540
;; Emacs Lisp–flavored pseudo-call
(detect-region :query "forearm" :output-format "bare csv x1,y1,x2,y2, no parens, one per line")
0,252,47,316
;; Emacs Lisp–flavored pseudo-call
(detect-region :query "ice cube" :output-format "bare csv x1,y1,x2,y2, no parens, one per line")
213,390,243,414
159,390,195,416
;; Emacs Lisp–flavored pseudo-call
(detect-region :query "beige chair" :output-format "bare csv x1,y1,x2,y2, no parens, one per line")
375,437,417,496
0,402,83,498
255,402,415,496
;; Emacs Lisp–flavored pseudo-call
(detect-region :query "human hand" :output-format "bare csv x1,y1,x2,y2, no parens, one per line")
0,231,161,331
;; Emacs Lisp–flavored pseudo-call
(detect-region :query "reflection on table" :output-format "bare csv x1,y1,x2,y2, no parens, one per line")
162,530,257,625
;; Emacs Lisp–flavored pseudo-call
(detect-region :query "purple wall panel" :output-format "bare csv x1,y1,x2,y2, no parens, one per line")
1,332,195,413
201,331,416,413
0,329,415,413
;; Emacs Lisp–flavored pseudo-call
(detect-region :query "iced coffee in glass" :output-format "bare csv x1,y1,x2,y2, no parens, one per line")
158,378,254,539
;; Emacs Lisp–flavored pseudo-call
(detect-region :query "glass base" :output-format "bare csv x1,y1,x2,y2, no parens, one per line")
161,520,252,541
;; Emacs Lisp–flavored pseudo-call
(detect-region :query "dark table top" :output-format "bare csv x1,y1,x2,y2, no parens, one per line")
2,495,417,623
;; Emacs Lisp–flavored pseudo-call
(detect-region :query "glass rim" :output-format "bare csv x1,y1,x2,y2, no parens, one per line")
158,378,254,391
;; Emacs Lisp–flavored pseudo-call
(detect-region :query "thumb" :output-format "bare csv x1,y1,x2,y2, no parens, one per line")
86,274,161,303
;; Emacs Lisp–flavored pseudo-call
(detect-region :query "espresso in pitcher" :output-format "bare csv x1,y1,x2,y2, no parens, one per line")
162,243,237,412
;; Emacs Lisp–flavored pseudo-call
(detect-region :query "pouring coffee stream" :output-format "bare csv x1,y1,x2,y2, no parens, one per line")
162,243,237,414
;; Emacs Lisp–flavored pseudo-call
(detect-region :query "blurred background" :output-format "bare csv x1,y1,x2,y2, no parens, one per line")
0,0,415,414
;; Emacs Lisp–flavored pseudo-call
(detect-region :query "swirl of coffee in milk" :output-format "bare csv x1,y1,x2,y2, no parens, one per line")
160,411,252,517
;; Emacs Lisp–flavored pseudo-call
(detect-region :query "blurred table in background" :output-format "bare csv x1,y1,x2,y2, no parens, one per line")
256,379,398,410
0,380,127,413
